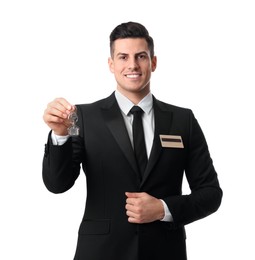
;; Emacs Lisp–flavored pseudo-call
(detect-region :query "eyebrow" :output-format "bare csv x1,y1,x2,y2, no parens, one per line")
116,51,149,57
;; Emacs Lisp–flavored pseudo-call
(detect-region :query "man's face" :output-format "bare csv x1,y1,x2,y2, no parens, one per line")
108,38,157,98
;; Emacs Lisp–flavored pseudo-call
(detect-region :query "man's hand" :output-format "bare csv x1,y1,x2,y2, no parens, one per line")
125,192,165,224
43,97,76,135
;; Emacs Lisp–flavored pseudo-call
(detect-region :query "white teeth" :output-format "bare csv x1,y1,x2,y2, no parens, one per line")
126,74,139,78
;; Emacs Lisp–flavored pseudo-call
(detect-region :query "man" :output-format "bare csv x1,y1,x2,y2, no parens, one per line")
43,21,222,260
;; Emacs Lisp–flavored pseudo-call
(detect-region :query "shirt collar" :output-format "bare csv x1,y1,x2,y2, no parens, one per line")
115,90,153,116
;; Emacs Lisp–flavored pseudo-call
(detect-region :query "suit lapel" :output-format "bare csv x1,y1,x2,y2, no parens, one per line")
100,93,173,186
141,97,173,186
101,93,140,176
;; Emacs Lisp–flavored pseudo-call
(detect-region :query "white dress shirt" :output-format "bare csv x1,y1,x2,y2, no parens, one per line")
114,90,154,158
51,90,173,222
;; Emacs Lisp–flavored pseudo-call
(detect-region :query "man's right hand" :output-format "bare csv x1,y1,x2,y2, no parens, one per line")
43,98,76,136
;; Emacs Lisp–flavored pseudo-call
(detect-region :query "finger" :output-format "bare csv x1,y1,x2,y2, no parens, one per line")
126,212,143,224
43,108,66,126
44,113,65,124
126,209,139,220
125,203,136,212
54,97,73,111
126,197,133,205
126,197,140,206
48,98,74,117
127,216,137,223
46,99,74,120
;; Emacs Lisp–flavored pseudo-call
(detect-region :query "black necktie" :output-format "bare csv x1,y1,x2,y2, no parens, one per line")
130,106,148,178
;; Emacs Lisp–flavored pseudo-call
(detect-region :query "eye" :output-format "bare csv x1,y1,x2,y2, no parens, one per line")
119,55,127,60
138,54,147,60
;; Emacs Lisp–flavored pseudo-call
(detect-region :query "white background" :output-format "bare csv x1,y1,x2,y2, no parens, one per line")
0,0,254,259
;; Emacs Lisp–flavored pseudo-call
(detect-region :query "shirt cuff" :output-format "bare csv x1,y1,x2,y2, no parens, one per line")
51,132,69,145
160,199,173,222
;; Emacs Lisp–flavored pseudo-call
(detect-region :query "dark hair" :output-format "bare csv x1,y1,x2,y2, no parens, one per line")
109,21,154,58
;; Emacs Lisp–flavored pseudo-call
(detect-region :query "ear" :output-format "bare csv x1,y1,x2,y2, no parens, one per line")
108,57,114,73
151,56,157,72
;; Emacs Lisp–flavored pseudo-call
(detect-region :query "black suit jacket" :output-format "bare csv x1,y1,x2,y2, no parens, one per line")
43,92,222,260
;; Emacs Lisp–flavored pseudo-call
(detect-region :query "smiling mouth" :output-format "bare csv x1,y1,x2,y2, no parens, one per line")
125,73,142,78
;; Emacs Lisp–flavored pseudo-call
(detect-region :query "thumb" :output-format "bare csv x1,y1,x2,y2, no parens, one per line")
125,192,144,198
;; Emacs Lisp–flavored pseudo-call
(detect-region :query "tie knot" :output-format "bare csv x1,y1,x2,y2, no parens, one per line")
130,106,144,115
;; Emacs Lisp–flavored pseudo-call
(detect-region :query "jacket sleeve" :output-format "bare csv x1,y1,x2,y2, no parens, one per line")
165,111,223,226
42,131,84,194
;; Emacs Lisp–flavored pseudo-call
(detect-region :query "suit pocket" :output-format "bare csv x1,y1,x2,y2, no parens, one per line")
78,219,111,235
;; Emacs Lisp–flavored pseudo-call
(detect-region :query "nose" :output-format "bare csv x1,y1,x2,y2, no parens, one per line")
128,57,139,70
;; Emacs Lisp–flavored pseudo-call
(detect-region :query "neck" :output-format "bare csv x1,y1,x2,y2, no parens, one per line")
117,87,150,105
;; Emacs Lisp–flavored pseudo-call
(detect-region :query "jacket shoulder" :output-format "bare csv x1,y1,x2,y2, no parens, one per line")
153,96,193,115
75,92,115,111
